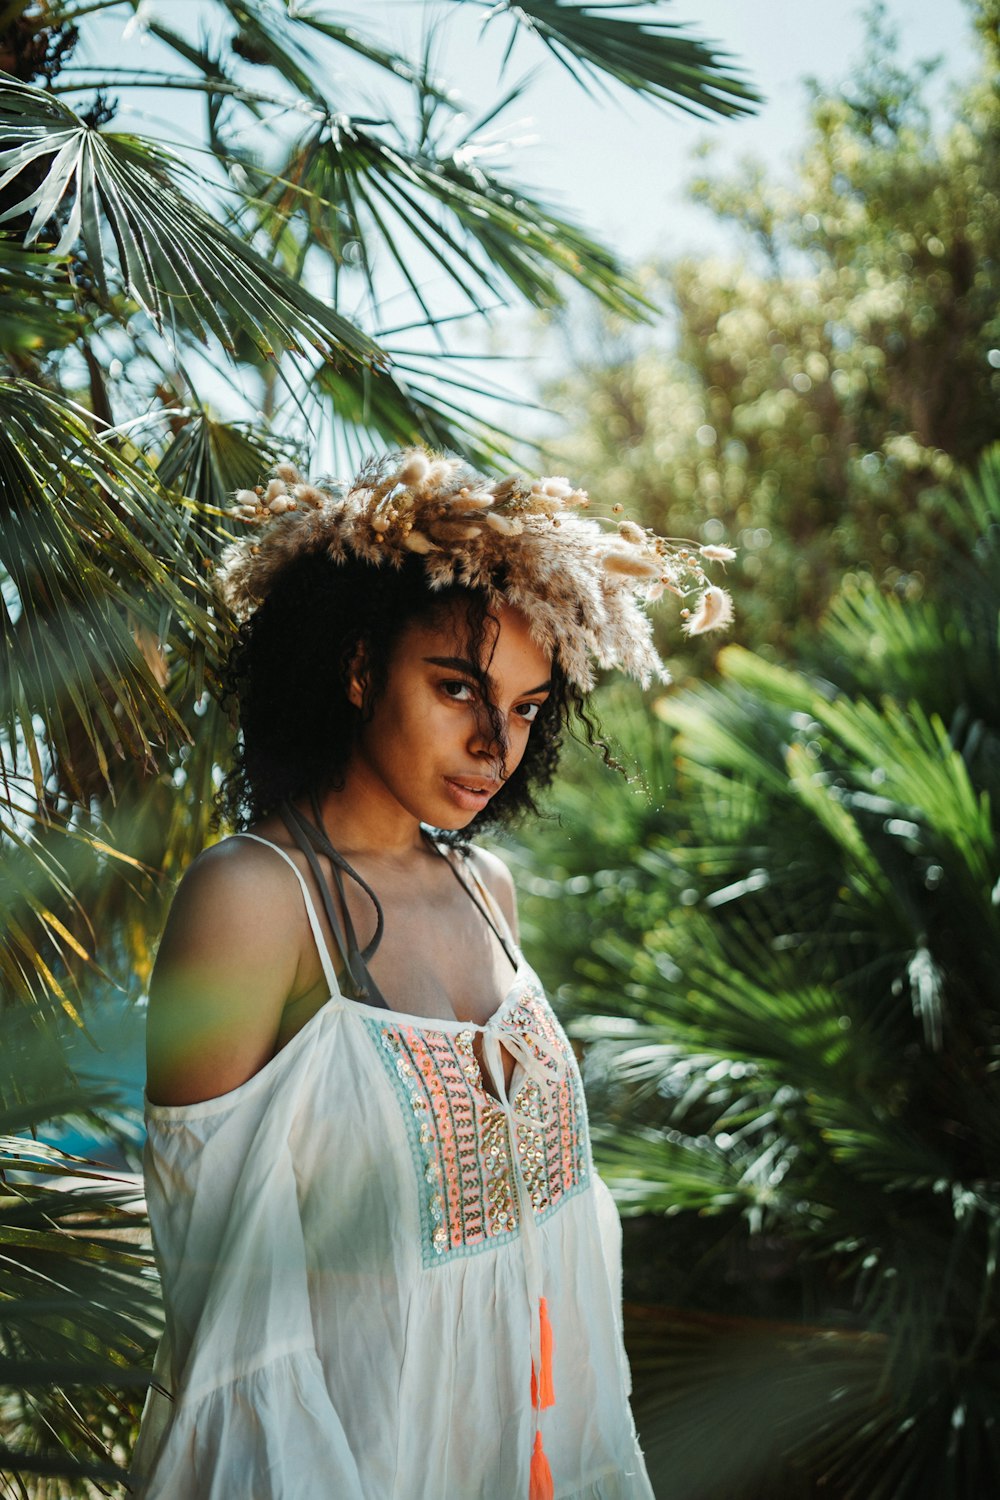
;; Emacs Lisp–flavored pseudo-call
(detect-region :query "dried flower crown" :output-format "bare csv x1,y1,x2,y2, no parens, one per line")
217,448,735,691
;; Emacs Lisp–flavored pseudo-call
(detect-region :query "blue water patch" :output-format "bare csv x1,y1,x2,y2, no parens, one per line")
40,996,148,1169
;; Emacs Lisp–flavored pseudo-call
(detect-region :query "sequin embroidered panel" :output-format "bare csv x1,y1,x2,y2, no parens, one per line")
363,986,590,1267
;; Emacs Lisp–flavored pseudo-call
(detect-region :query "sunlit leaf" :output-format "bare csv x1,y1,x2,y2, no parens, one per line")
0,74,383,366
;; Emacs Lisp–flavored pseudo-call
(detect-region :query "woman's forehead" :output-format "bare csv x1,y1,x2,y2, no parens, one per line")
402,600,552,676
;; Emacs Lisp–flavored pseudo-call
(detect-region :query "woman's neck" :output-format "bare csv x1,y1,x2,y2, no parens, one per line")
308,766,428,861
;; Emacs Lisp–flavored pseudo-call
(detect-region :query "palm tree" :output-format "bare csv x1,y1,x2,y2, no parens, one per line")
514,449,1000,1496
0,1,757,1488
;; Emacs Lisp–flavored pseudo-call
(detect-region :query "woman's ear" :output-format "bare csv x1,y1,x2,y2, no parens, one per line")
344,641,369,710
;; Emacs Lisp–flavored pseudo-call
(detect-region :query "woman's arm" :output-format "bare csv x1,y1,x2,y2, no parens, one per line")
145,839,305,1107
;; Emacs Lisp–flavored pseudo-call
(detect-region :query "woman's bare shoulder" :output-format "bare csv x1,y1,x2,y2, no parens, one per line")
145,834,307,1107
158,834,303,947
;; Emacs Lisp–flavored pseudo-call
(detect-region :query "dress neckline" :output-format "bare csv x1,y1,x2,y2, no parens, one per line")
143,958,537,1123
333,954,532,1032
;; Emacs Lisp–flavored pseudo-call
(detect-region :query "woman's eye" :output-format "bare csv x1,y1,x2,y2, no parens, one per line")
515,702,541,723
441,680,475,702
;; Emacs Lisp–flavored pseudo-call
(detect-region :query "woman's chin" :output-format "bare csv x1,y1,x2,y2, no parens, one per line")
429,807,481,833
424,798,487,834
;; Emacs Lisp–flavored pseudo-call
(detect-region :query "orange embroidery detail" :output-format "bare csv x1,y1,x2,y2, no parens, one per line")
367,987,589,1266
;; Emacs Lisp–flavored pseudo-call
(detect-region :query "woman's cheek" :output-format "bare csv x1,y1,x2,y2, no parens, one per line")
507,722,532,768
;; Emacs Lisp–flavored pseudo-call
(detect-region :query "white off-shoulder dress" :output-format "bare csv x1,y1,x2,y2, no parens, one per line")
129,834,653,1500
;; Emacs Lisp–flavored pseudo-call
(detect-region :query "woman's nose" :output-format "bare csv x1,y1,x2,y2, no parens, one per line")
466,704,507,768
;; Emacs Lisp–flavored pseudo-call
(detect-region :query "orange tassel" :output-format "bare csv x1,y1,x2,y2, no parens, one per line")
538,1295,555,1408
530,1296,556,1410
529,1429,554,1500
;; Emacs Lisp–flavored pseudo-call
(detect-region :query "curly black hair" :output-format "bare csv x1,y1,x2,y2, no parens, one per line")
214,546,607,839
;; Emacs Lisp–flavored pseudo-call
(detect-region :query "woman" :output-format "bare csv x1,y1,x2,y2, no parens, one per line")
130,449,733,1499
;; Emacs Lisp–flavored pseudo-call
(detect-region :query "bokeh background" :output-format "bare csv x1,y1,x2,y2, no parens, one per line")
2,1,998,1494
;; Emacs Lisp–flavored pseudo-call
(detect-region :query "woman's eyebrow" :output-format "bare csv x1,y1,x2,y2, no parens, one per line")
423,655,551,696
423,654,481,676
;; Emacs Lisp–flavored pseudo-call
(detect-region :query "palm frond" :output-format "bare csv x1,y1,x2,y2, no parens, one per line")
151,407,293,511
0,381,227,798
783,741,897,907
513,454,1000,1500
0,239,80,358
0,1142,157,1489
470,0,761,119
814,694,996,896
0,795,155,1024
268,1,455,98
0,1016,159,1490
211,0,453,104
938,441,1000,554
820,580,976,709
0,74,383,367
597,1125,770,1219
314,348,516,470
659,668,801,799
256,110,652,321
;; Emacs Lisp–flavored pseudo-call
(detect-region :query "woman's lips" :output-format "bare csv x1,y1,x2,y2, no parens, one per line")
443,777,499,811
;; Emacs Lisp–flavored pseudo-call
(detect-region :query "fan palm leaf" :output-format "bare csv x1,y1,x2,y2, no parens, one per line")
0,1149,156,1491
510,450,1000,1496
0,382,229,802
314,344,518,470
0,75,382,367
257,103,652,321
209,0,454,104
464,0,761,118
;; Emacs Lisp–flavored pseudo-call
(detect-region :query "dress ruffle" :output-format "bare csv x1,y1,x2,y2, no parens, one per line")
130,1346,365,1500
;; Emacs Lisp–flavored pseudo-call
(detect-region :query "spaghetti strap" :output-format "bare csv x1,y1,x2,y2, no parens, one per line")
437,843,520,970
233,833,342,1001
466,852,520,953
279,800,391,1010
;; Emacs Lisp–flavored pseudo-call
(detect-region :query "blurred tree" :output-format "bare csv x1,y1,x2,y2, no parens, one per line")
0,0,757,1488
546,1,1000,657
511,446,1000,1497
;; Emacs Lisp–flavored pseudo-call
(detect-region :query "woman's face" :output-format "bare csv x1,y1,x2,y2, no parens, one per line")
346,601,553,829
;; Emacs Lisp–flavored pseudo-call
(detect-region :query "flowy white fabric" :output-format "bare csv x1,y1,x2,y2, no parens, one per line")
130,836,653,1500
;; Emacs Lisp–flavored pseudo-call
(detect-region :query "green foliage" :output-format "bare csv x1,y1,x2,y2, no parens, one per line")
546,4,1000,654
0,1019,159,1499
0,78,383,364
513,443,1000,1495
